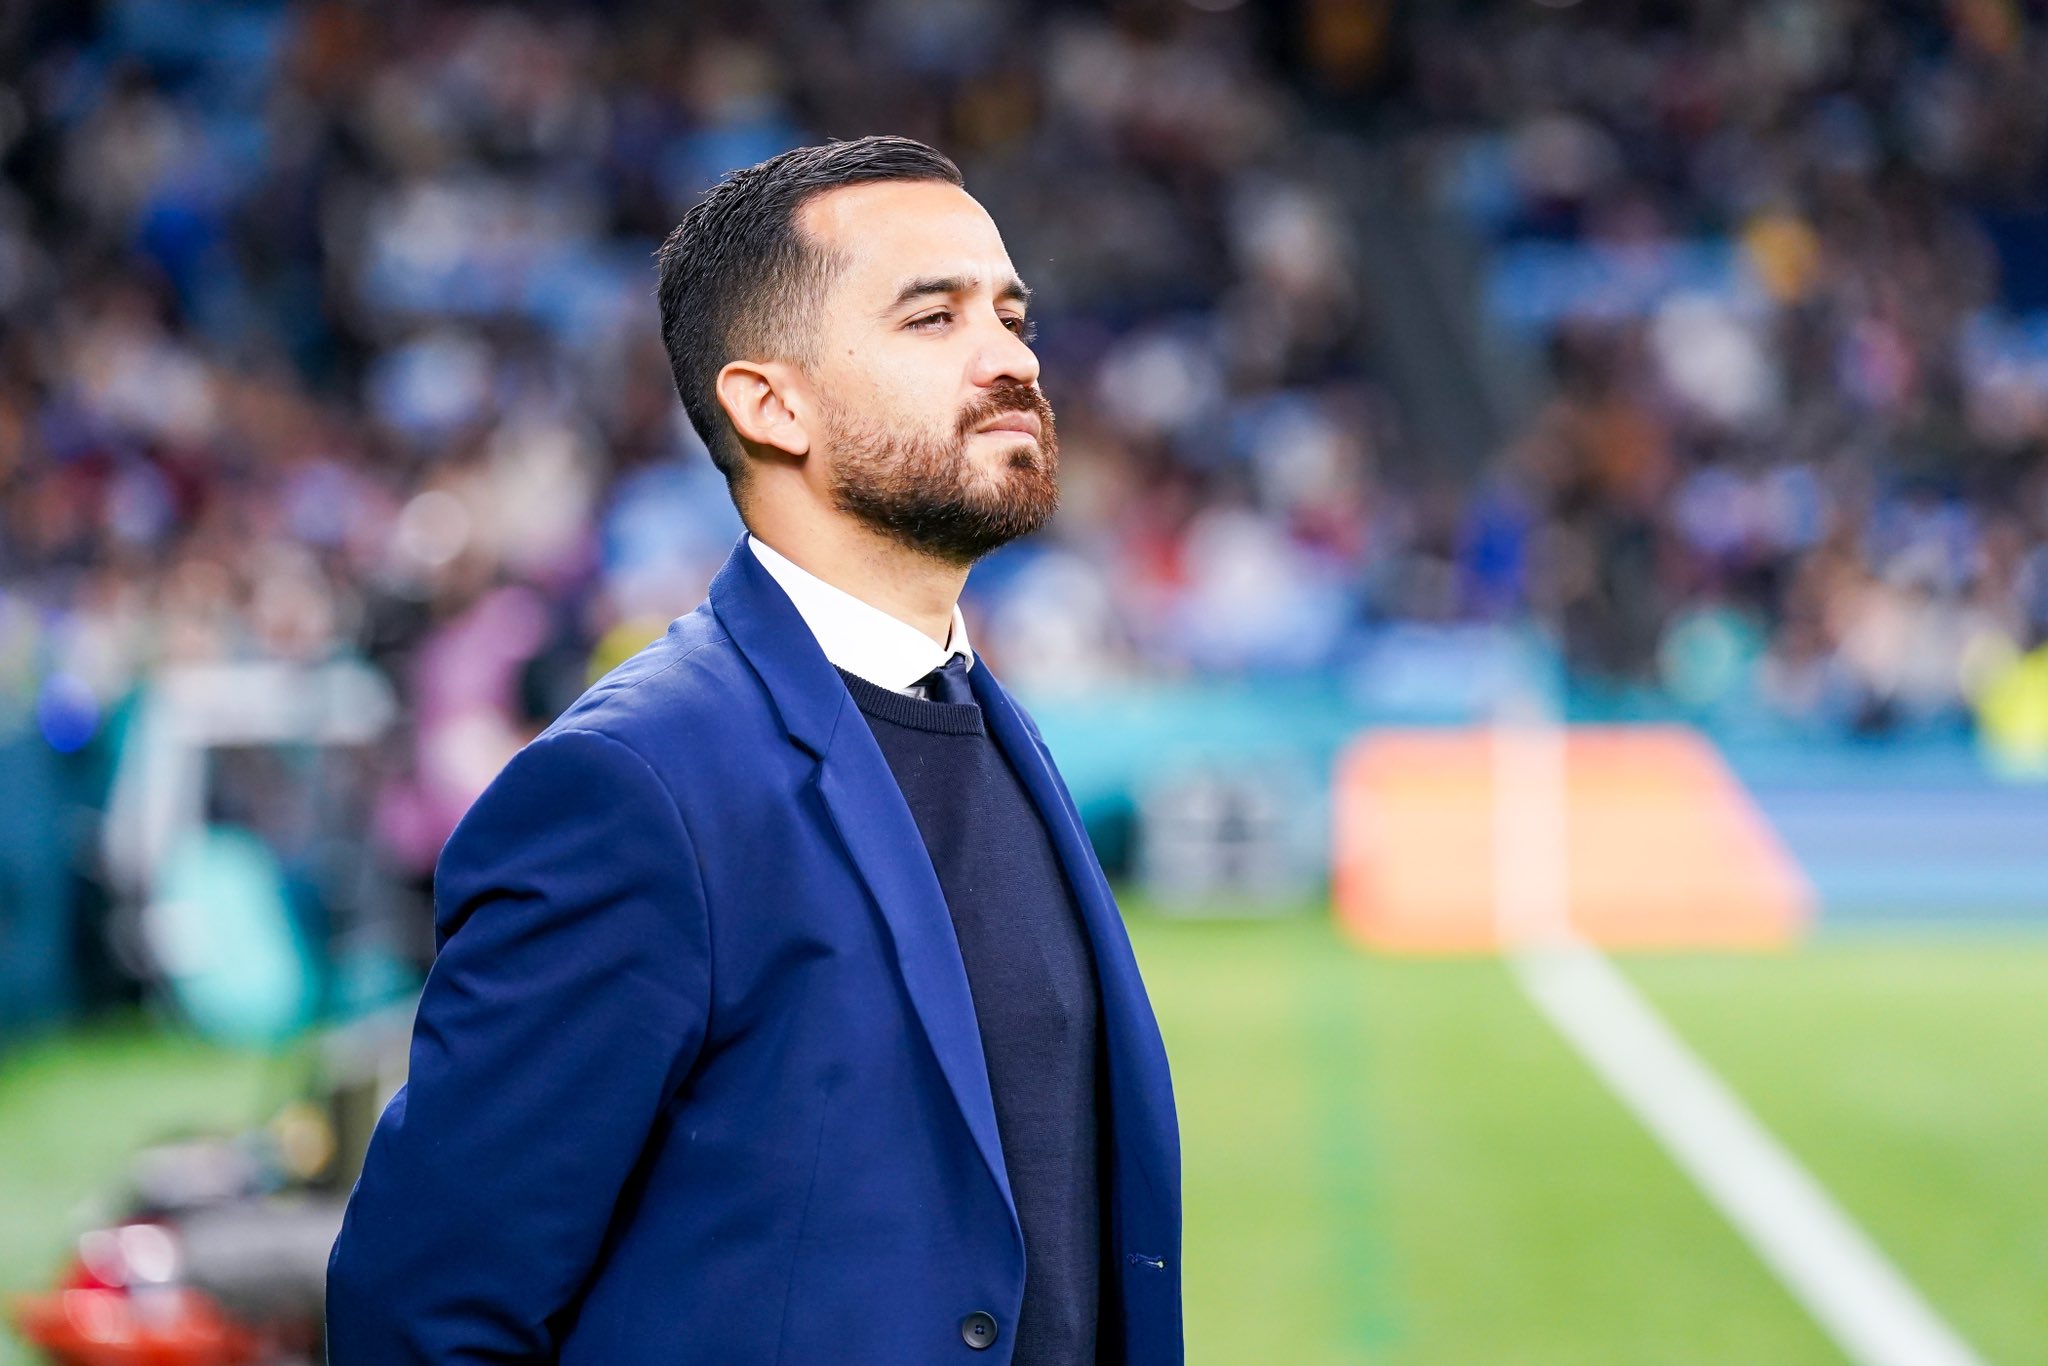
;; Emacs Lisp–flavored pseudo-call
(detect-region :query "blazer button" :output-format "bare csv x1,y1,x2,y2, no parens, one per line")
960,1310,999,1350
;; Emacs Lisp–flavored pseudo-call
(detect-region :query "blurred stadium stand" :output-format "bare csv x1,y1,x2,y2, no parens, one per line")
7,0,2048,1034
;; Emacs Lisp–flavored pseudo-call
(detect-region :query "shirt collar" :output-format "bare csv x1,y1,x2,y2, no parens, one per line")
747,534,973,693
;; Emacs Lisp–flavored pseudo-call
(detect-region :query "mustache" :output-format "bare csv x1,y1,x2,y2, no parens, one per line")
956,381,1055,438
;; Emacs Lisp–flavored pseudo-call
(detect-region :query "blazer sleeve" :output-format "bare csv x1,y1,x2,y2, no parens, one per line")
326,725,712,1364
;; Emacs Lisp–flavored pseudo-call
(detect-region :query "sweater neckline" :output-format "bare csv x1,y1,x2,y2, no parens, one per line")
836,667,986,736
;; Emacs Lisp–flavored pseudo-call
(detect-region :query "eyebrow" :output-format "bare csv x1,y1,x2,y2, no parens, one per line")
882,273,1032,315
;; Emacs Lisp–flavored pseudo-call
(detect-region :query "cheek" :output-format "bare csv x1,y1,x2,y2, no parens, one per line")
872,366,963,435
822,335,971,435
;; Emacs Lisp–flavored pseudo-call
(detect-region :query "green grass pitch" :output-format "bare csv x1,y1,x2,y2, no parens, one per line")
2,916,2043,1365
1129,912,2048,1364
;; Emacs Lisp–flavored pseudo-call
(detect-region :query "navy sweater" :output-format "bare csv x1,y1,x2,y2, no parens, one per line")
839,668,1104,1364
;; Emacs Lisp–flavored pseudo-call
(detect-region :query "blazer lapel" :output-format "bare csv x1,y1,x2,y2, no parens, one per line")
708,539,1016,1226
811,717,1015,1221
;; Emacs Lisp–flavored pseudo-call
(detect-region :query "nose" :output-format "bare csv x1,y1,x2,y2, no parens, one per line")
970,311,1040,389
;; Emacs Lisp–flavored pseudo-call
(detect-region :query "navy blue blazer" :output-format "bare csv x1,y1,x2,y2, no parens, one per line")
326,538,1182,1365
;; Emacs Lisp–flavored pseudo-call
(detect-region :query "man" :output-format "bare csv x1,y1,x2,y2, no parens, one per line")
325,136,1181,1365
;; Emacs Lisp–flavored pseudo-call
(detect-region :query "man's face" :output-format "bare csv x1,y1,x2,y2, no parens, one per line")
796,180,1058,565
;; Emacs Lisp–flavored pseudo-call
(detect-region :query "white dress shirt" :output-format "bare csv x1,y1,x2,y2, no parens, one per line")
748,535,973,697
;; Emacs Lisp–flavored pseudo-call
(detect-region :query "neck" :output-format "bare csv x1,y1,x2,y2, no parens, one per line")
747,504,968,647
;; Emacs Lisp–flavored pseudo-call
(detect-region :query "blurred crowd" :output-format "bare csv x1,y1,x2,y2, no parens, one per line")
1409,0,2048,745
8,0,2048,939
0,0,1383,900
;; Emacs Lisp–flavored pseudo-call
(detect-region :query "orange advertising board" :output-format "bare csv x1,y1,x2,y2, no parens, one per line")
1332,726,1812,952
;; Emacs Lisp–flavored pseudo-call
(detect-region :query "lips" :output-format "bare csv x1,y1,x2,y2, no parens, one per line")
976,412,1042,438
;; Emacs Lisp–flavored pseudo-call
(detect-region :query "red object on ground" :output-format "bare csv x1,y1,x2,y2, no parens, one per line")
9,1286,267,1366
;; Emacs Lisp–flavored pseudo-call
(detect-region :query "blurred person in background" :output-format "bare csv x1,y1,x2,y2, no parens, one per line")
0,0,1390,1031
325,136,1181,1366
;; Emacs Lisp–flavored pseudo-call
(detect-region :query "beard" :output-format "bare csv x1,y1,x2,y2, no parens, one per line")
826,378,1060,566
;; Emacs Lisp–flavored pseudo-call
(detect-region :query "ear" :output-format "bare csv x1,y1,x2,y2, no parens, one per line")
715,360,812,459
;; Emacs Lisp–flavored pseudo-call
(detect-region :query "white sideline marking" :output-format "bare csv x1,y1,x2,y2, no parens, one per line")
1486,707,1981,1365
1513,941,1985,1366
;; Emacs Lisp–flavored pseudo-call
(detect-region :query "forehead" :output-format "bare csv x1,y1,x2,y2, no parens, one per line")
798,180,1017,304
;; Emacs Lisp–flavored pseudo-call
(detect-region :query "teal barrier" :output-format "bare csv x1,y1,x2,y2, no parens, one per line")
0,727,71,1033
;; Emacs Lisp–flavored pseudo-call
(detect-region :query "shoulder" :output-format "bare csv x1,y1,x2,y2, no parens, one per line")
433,604,764,906
538,602,766,757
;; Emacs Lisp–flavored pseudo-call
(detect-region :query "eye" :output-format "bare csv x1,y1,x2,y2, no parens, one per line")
1005,316,1039,343
907,310,953,331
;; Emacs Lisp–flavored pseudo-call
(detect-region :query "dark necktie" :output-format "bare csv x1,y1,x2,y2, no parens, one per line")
917,654,975,705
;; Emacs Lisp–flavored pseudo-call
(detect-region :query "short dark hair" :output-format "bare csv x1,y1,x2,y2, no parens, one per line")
655,135,965,490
